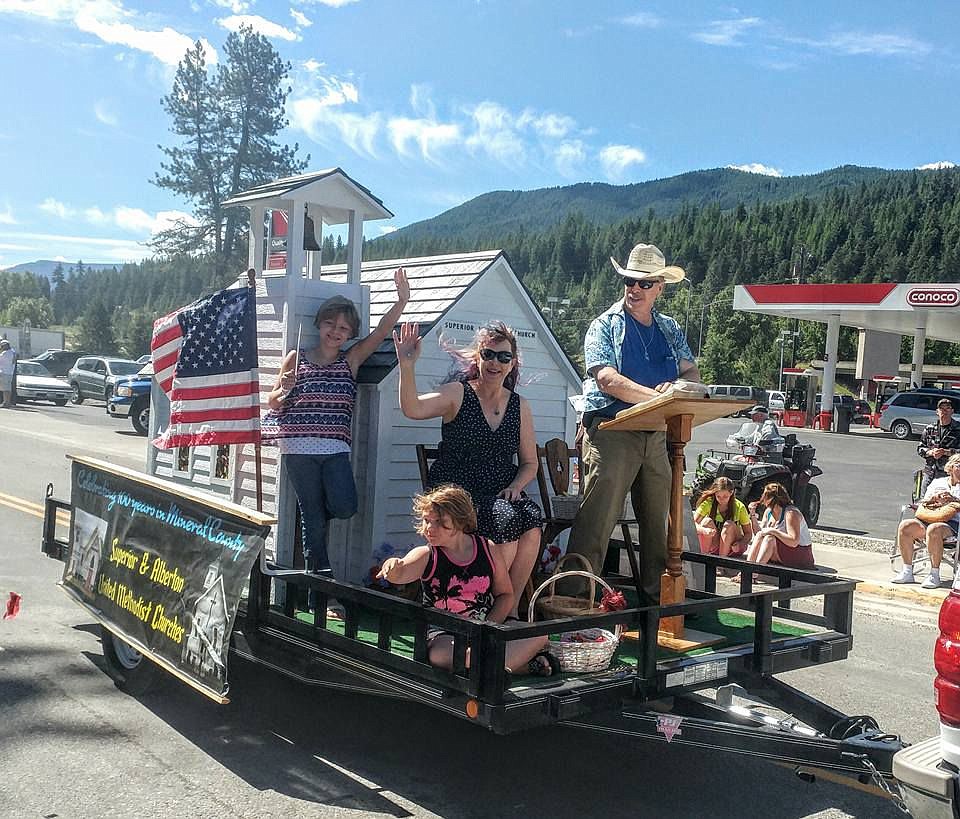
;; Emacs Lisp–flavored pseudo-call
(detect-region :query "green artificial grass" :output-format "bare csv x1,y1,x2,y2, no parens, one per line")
294,604,816,674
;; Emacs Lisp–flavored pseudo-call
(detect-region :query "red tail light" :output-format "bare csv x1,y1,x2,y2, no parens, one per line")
935,591,960,725
879,403,889,413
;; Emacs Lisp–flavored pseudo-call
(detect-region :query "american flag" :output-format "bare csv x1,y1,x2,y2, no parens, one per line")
151,286,261,449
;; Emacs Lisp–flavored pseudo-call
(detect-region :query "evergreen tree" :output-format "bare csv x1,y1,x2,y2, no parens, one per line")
76,299,117,354
153,27,308,273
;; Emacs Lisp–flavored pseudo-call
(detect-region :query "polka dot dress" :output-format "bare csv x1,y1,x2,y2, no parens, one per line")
427,381,543,544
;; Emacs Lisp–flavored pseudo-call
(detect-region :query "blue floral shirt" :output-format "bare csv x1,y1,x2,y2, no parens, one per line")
571,301,695,414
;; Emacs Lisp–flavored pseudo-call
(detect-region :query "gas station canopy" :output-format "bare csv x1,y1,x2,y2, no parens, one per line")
732,282,960,428
734,283,960,342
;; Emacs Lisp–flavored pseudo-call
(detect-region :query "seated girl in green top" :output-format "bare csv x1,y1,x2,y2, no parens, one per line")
694,477,753,557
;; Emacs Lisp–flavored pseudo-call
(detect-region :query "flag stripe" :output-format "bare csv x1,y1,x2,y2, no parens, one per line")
171,406,261,423
174,381,261,400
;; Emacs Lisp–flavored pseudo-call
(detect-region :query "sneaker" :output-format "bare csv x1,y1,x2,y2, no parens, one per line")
891,568,916,584
922,573,942,590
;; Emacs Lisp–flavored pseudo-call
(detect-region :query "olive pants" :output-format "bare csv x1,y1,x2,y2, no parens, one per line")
566,420,671,603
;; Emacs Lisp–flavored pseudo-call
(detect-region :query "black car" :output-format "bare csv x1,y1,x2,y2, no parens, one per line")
25,349,90,378
852,399,872,424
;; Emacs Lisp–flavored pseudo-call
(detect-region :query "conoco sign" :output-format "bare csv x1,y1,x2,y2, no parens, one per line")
906,287,960,307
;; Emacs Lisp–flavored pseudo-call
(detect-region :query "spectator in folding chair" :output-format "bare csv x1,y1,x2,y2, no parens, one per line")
892,453,960,589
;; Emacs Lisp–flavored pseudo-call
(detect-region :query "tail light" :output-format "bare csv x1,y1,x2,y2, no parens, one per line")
879,403,889,413
935,591,960,726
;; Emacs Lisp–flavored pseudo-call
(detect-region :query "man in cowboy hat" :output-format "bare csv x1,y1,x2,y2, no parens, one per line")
0,339,15,407
567,243,700,604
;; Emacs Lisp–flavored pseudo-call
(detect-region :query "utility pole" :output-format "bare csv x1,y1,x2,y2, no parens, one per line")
792,245,805,366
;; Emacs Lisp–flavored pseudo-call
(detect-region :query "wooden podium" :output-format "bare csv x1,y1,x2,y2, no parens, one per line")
599,394,752,650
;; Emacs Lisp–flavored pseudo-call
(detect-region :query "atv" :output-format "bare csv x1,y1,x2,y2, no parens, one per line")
691,427,823,526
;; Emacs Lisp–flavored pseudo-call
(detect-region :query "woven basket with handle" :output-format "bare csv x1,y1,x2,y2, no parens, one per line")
532,553,605,620
528,568,622,673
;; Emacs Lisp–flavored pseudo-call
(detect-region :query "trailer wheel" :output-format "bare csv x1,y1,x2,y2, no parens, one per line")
800,484,821,527
101,625,160,695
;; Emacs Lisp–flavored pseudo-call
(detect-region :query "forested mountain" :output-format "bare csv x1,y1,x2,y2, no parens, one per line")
2,165,959,385
378,165,896,245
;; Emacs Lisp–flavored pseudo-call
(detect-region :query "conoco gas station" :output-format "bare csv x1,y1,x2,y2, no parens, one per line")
732,282,960,431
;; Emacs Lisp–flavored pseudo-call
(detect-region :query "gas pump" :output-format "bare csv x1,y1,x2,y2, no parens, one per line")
779,368,821,427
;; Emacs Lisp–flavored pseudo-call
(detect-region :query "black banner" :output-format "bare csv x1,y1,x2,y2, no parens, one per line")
62,458,270,700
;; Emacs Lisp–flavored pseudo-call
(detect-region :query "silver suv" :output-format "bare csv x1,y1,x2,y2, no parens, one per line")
879,389,960,440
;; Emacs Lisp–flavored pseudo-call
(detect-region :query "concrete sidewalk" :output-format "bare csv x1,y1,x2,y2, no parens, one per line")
807,538,953,607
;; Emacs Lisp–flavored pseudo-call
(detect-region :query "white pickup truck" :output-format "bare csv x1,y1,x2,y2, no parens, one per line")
893,588,960,817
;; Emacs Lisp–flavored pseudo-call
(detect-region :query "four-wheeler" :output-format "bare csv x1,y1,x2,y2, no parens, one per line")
692,429,823,526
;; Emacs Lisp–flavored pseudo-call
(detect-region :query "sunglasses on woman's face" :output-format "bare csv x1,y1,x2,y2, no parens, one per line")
623,277,661,290
480,348,514,364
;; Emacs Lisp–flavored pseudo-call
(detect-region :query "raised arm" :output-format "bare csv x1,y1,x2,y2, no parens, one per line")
393,322,462,421
377,544,432,585
345,267,411,376
500,397,538,501
266,349,298,410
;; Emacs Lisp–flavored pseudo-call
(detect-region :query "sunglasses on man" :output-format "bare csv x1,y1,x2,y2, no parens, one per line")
622,277,662,289
480,348,515,364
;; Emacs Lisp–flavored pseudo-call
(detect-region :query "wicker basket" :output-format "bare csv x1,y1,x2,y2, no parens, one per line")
550,494,583,520
533,553,604,619
528,569,622,673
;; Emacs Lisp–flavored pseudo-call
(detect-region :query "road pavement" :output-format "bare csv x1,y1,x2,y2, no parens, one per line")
0,403,940,818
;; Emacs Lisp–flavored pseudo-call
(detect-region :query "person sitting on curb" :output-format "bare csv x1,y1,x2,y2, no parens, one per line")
892,453,960,589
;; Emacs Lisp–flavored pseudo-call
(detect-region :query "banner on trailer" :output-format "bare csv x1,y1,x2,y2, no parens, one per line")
62,460,269,698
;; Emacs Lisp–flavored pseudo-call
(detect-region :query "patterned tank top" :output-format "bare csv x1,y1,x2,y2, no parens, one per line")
261,350,356,447
421,533,496,621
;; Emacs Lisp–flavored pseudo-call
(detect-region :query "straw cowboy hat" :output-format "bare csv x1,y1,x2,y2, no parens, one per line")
610,243,686,283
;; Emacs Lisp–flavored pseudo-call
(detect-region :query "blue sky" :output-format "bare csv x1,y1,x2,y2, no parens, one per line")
0,0,958,269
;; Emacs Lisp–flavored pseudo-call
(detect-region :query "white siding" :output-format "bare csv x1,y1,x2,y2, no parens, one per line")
373,260,580,555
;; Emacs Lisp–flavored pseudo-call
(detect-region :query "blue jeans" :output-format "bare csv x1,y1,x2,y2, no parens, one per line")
285,452,358,573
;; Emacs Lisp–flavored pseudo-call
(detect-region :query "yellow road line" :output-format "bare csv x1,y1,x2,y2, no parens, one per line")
0,491,70,523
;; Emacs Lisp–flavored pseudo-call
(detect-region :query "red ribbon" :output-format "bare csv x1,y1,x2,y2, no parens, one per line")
3,592,21,620
599,589,626,612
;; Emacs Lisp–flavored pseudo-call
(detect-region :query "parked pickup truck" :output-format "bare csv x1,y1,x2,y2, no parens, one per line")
106,363,152,435
892,588,960,816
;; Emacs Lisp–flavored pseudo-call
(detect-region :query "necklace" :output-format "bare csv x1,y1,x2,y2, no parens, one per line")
629,316,656,360
472,382,503,416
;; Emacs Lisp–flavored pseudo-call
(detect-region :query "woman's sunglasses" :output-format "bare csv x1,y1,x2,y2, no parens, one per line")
480,348,515,364
622,277,661,289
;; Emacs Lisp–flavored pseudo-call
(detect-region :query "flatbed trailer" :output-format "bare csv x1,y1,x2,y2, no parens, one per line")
41,474,908,795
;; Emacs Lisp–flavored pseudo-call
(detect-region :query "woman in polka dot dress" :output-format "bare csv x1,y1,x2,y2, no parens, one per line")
393,320,543,616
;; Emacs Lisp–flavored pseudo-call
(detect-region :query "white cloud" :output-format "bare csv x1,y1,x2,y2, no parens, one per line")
0,205,16,225
693,17,761,47
819,31,931,57
917,161,957,170
517,110,575,139
218,14,299,41
727,162,783,177
295,0,358,6
599,144,647,179
388,117,460,162
0,229,153,263
290,8,311,27
211,0,248,12
620,12,661,28
0,0,217,65
290,98,381,156
94,99,118,126
378,225,398,235
75,4,216,65
553,140,586,177
40,198,72,219
465,101,526,165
